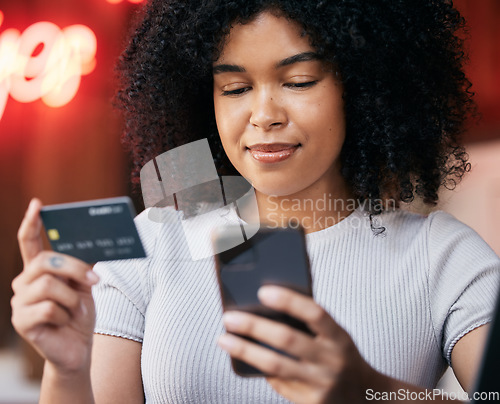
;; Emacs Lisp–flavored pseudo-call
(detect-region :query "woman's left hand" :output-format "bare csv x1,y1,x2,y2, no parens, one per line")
217,285,380,404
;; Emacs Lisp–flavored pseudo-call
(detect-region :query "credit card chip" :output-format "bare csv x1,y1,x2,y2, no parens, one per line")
47,229,60,240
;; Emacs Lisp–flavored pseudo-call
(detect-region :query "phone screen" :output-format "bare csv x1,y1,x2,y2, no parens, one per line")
214,226,313,376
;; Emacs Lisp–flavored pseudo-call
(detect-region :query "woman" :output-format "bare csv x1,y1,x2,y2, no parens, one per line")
12,1,500,403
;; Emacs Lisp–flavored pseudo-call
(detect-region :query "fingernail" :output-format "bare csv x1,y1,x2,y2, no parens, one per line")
28,198,39,213
217,334,236,350
86,270,99,285
258,286,280,304
222,312,242,328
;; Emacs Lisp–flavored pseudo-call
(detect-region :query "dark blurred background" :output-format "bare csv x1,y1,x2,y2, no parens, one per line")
0,0,499,399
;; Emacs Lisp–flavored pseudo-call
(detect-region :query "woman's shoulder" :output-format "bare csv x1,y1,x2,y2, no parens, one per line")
389,208,488,244
359,207,499,265
134,207,167,254
134,202,246,262
133,206,194,262
379,207,500,268
377,206,473,238
134,206,180,252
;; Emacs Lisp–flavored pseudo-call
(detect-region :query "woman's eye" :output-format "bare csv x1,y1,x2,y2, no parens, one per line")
286,81,318,89
221,87,250,96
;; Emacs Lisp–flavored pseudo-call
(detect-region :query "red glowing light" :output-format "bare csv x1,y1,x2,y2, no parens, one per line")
0,20,97,121
106,0,144,4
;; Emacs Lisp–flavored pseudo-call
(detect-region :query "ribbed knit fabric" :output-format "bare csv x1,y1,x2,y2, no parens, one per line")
93,205,500,403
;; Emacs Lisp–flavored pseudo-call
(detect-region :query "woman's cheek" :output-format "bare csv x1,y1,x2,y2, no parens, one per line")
219,104,249,146
215,101,236,136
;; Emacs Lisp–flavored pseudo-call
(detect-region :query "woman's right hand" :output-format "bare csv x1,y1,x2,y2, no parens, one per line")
11,198,100,373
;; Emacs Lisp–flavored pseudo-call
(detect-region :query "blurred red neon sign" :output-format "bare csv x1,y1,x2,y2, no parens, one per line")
106,0,144,4
0,19,97,121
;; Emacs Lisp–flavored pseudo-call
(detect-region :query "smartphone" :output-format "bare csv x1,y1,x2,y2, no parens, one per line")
40,196,146,263
213,225,313,377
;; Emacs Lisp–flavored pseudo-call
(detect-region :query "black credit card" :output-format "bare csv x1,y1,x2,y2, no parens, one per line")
40,197,146,263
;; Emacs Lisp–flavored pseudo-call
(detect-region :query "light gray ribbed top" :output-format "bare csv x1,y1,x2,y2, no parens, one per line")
93,205,500,404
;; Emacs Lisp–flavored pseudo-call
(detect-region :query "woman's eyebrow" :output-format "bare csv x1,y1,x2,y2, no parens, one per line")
212,64,246,74
275,51,320,68
212,51,321,75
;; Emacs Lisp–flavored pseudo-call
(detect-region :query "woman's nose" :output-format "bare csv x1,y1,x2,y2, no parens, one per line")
249,90,287,130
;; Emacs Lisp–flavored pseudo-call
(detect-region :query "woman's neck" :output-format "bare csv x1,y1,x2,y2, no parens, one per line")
255,179,355,234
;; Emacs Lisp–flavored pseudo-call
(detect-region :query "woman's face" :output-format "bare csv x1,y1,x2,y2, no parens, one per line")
213,11,346,198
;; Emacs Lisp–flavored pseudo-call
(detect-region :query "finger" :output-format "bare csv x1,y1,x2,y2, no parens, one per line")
258,286,342,339
13,300,72,334
266,377,324,404
18,274,82,316
23,251,99,288
18,198,43,265
222,311,331,364
217,333,324,383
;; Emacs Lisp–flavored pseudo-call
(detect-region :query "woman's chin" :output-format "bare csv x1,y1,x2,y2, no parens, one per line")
251,182,302,199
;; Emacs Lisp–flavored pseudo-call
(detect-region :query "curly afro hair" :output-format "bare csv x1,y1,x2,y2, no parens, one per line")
115,0,474,214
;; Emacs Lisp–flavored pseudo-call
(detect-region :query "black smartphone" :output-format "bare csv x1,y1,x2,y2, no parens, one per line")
214,225,313,377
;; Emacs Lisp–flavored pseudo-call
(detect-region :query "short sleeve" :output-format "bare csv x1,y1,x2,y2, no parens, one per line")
92,209,161,342
427,211,500,366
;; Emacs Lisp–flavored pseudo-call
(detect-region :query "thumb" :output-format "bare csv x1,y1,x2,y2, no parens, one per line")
18,198,44,265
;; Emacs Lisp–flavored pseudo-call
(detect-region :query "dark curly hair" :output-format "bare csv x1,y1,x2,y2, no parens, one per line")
115,0,474,215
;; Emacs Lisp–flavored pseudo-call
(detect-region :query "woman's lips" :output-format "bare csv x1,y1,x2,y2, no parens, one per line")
247,143,300,163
